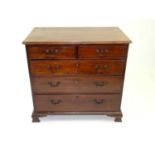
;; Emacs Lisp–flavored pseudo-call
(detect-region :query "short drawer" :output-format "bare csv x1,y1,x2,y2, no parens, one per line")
30,60,125,76
27,45,75,59
79,44,128,59
32,76,123,94
34,94,121,112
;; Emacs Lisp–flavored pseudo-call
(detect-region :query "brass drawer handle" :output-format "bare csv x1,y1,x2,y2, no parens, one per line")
103,64,109,70
95,65,99,70
47,64,51,69
45,49,50,54
95,81,104,86
96,48,109,56
48,81,60,87
45,49,59,55
93,99,105,104
95,65,109,71
50,99,62,104
75,63,80,68
55,64,61,70
47,64,61,71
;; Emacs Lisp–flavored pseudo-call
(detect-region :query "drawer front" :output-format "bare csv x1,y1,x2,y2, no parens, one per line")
32,76,123,93
27,45,75,59
34,94,121,112
30,60,125,76
30,60,77,75
79,44,128,58
79,60,125,75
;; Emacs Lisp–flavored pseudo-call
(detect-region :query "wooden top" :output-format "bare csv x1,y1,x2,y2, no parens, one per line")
23,27,131,45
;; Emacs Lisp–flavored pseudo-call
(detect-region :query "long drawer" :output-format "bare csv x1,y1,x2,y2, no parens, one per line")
32,76,123,94
30,60,125,76
34,94,121,112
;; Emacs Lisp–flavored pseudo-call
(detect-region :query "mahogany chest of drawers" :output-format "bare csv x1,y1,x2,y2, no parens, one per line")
23,27,131,122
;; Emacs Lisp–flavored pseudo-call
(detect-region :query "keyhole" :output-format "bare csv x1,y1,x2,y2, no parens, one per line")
55,65,61,70
75,79,79,84
75,96,79,99
75,63,80,68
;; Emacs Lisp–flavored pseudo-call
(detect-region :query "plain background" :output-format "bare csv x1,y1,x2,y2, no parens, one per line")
0,0,155,155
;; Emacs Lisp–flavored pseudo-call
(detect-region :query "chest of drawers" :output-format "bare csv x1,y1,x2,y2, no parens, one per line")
23,27,131,122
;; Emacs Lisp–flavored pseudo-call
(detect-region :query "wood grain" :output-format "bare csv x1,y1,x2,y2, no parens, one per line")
23,27,131,122
79,44,128,59
32,76,123,94
30,60,125,76
34,94,121,112
23,27,131,45
27,45,76,59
